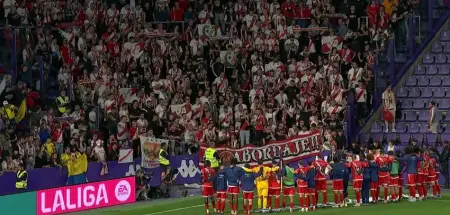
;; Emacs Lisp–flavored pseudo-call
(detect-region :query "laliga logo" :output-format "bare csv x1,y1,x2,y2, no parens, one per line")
178,160,201,178
115,180,132,202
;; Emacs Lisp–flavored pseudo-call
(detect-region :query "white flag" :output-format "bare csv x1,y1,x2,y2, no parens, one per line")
119,149,134,163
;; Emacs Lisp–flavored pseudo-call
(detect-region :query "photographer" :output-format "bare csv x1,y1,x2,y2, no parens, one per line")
136,169,151,201
160,166,188,198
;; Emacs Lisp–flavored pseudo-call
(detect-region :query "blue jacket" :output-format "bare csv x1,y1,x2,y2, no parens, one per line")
368,161,379,182
296,167,316,188
241,167,263,191
396,154,423,174
224,166,243,187
361,159,371,181
211,170,228,192
330,162,347,180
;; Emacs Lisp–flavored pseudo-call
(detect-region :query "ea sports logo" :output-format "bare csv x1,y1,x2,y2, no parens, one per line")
115,180,131,202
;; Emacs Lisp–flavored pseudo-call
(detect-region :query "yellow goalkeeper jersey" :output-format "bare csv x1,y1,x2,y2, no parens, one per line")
252,166,279,187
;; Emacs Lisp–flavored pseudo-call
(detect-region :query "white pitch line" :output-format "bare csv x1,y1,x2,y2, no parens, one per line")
144,195,450,215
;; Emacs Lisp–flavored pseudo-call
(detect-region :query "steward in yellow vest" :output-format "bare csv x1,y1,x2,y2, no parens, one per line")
0,101,16,120
204,145,220,171
16,164,28,191
159,142,170,172
56,91,69,114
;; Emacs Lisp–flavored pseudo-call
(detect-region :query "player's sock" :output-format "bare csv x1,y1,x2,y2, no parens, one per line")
410,186,416,198
306,196,310,207
263,197,268,209
211,200,216,211
312,195,317,206
235,200,239,213
282,198,286,208
267,197,271,208
315,191,319,205
436,184,441,195
418,185,424,197
243,204,247,214
290,202,294,209
356,191,361,204
376,187,380,200
334,193,338,204
384,187,388,201
275,197,280,209
423,185,428,197
258,197,262,209
230,200,234,212
399,187,403,198
205,203,209,211
323,192,328,204
340,193,344,204
432,184,437,196
216,201,221,212
248,203,253,215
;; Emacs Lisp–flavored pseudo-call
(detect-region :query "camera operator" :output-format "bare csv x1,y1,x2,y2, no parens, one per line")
136,169,151,201
160,166,188,198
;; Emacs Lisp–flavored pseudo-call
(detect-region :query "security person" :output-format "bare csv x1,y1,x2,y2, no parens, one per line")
56,91,69,115
204,143,220,172
16,163,28,191
159,142,170,173
0,101,17,123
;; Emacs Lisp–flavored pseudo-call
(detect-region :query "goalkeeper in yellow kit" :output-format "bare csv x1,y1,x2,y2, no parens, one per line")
252,160,279,213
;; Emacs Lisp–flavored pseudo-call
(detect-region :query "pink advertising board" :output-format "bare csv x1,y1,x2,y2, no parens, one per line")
36,176,135,215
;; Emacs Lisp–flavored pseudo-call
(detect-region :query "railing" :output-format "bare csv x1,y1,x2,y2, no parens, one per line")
345,0,450,145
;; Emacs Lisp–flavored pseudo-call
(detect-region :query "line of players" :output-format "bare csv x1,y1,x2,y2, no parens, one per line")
201,146,442,215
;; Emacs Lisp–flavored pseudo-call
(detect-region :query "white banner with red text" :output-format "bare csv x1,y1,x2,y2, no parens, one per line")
199,130,323,167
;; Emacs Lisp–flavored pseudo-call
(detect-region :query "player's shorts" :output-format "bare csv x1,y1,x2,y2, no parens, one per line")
390,176,399,187
257,186,269,197
217,191,227,199
416,173,425,185
427,173,436,183
353,180,362,189
370,181,378,190
283,187,295,196
269,188,281,196
399,177,404,186
407,174,416,186
332,179,344,191
202,186,214,197
243,191,254,200
298,186,308,195
308,188,316,194
378,176,390,186
315,179,327,191
227,186,240,195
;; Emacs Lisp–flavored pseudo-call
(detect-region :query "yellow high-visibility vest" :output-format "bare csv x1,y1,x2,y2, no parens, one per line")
56,96,69,113
1,106,15,120
159,149,170,165
205,148,219,168
15,170,28,189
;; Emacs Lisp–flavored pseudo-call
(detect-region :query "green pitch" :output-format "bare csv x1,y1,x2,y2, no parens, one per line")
76,189,450,215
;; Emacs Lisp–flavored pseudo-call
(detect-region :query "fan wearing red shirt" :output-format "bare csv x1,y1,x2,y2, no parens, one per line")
202,160,216,215
312,153,330,206
367,0,380,26
294,2,311,28
349,155,367,206
416,148,427,199
281,0,295,21
170,2,184,21
375,151,392,203
254,109,265,146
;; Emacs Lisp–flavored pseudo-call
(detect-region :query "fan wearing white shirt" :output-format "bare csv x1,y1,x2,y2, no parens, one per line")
189,36,204,56
275,89,289,108
348,62,363,89
249,85,265,103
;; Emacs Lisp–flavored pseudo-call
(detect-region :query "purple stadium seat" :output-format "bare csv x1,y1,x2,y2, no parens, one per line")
419,123,428,133
396,122,407,133
399,134,411,144
412,134,424,143
405,76,417,87
399,99,413,109
425,65,438,75
420,88,433,97
441,134,450,142
423,53,434,64
414,65,426,75
439,99,450,109
442,77,450,87
371,134,383,142
408,122,421,133
418,111,428,121
435,54,447,64
408,88,420,97
440,31,450,41
385,134,397,142
370,122,383,133
432,42,443,53
434,88,446,98
396,87,408,98
417,76,430,87
443,42,450,53
429,77,442,87
444,113,450,122
412,99,425,109
425,134,438,145
404,111,418,121
359,133,371,143
437,65,450,75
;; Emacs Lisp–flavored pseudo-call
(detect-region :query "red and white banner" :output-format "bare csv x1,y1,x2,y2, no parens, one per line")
119,88,139,104
119,149,133,163
199,130,323,167
321,36,343,54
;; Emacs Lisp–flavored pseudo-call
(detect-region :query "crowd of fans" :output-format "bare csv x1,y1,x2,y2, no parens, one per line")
0,0,418,172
